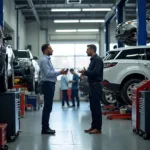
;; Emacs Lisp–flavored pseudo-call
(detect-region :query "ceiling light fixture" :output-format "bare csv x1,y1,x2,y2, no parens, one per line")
55,29,77,32
78,29,99,32
54,20,79,23
80,20,105,23
51,8,81,12
82,8,111,11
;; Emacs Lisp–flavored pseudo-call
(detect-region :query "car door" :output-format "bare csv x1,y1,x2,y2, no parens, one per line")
138,48,150,79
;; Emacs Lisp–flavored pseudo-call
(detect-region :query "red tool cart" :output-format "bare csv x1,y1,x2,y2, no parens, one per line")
132,80,150,134
0,124,8,150
14,85,26,118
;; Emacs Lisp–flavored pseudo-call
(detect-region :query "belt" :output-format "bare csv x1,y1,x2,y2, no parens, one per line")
43,81,55,84
89,81,102,84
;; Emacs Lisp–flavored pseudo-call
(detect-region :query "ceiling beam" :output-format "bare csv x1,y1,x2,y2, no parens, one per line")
15,3,136,8
25,16,136,21
26,0,41,27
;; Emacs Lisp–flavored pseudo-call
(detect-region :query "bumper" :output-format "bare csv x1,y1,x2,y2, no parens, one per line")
14,67,34,79
103,80,120,93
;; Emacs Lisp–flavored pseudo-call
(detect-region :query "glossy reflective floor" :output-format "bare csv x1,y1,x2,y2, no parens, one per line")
9,102,150,150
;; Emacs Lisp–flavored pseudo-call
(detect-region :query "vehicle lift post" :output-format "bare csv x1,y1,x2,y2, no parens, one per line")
116,0,125,48
14,85,26,118
105,0,127,54
0,0,3,28
137,0,147,46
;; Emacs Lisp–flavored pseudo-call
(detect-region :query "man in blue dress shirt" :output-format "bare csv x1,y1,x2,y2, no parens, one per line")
70,69,80,107
40,44,66,135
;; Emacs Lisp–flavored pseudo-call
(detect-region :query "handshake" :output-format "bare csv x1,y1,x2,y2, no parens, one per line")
59,67,86,75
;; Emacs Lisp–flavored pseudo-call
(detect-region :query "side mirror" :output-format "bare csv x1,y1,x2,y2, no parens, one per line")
4,34,12,41
33,56,38,60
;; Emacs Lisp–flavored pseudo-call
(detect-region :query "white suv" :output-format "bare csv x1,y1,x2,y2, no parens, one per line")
103,46,150,105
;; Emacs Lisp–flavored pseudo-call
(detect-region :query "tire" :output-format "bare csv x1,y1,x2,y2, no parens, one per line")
102,91,117,105
114,94,127,105
121,78,142,105
8,56,14,89
8,73,14,89
27,76,35,92
0,62,8,93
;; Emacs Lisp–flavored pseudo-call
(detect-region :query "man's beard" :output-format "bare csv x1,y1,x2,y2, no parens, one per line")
47,53,52,56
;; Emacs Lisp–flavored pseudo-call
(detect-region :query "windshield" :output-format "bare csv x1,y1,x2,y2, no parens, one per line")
104,51,120,60
13,51,30,58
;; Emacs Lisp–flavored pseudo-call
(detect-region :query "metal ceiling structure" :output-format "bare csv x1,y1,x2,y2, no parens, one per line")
14,0,139,22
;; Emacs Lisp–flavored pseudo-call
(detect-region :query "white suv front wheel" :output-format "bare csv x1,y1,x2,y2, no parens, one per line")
102,91,117,105
121,78,143,105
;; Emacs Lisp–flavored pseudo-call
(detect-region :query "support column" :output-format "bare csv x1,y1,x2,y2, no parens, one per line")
137,0,146,45
105,22,110,55
116,1,125,48
16,9,19,50
0,0,3,28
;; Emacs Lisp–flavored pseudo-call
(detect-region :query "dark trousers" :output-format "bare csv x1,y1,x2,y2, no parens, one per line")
42,81,55,130
71,89,80,106
89,83,102,130
62,90,69,106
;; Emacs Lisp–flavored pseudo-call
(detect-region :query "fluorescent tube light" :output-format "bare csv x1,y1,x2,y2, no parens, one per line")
55,29,77,32
78,29,99,32
80,20,105,23
82,8,111,11
51,8,81,12
54,20,79,23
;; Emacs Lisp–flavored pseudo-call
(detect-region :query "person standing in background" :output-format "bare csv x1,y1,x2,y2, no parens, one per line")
40,44,67,135
61,69,70,107
70,69,80,107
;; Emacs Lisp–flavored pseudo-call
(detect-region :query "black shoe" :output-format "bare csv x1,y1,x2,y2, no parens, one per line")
41,128,56,135
71,105,75,107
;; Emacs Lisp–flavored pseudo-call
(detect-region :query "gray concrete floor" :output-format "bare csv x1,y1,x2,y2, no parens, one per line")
9,102,150,150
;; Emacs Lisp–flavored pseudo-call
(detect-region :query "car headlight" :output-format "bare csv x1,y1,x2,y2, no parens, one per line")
25,61,32,67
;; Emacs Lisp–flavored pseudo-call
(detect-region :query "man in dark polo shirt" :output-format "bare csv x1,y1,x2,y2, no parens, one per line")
78,44,103,134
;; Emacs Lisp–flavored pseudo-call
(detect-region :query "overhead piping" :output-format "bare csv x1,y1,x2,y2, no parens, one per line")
27,0,41,27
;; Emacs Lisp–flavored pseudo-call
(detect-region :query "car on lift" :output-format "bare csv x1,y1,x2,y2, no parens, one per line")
0,26,14,93
115,18,150,46
13,49,40,92
103,46,150,105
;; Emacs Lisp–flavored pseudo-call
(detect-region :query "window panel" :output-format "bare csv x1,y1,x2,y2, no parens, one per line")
51,56,74,68
75,57,90,69
75,44,88,56
75,44,99,56
51,44,74,56
116,49,141,60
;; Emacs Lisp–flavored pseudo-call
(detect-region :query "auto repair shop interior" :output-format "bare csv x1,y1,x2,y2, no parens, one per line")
0,0,150,150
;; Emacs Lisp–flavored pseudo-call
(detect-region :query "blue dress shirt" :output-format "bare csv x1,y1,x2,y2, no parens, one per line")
40,55,60,82
61,75,69,90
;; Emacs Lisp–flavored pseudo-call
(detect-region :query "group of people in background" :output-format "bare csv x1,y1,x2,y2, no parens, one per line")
60,69,80,108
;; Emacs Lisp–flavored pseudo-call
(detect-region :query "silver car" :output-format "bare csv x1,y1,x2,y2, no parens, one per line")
116,18,150,46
